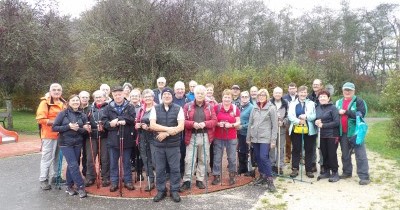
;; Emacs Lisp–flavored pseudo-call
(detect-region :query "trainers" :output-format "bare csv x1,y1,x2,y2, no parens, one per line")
78,189,87,198
170,191,181,203
124,182,135,190
339,173,352,179
153,191,167,202
179,181,191,192
254,177,268,186
196,180,205,189
40,180,51,190
51,176,66,184
65,186,77,196
266,177,276,192
85,179,95,187
211,175,221,185
318,171,331,180
359,179,371,185
102,179,110,187
328,172,340,182
109,184,118,192
306,172,314,178
290,169,299,178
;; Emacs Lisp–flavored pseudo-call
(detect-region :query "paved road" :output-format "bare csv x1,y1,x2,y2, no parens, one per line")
0,154,265,210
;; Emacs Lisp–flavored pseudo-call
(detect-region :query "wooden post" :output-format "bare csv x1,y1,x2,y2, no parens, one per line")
5,99,13,129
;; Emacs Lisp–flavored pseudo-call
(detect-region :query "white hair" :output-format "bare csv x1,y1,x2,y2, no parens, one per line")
79,91,90,97
100,84,110,90
194,85,206,94
92,90,106,98
49,83,62,91
273,87,283,94
174,81,185,90
157,77,166,83
189,80,198,86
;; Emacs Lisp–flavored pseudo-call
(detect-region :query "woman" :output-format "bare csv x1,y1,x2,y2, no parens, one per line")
315,90,340,182
246,89,278,192
123,82,133,99
288,86,317,178
135,89,156,191
237,91,254,176
52,95,90,198
212,89,240,186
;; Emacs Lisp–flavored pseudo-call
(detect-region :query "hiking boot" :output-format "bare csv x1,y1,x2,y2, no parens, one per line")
65,186,77,196
244,170,255,177
320,166,325,174
179,181,191,192
266,177,276,192
306,172,314,178
153,191,167,202
145,182,155,192
359,179,371,185
290,169,299,178
78,189,87,198
170,191,181,203
254,177,268,186
252,176,263,186
339,173,352,179
85,179,95,187
40,180,51,190
124,182,135,190
51,176,66,184
196,180,205,189
109,184,118,192
317,170,331,180
328,172,340,182
211,175,221,185
102,179,110,187
284,157,290,164
229,172,236,185
272,166,278,174
311,163,317,172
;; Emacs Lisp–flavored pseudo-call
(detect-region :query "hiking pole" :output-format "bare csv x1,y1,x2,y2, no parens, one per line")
97,127,101,189
56,150,63,190
87,122,99,188
144,138,151,194
277,125,281,175
138,140,142,193
189,130,198,194
291,125,313,184
202,132,208,194
119,124,124,197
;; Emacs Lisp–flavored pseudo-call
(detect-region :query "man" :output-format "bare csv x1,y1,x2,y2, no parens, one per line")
180,85,217,191
79,91,91,177
150,87,185,202
336,82,370,185
186,80,198,102
100,84,112,103
130,89,142,114
231,84,241,107
85,90,110,187
102,86,136,192
282,82,297,163
153,77,166,104
36,83,66,190
249,86,258,105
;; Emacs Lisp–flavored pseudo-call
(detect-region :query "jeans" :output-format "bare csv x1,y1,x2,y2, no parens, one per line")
39,139,60,182
85,136,110,181
339,134,370,180
269,131,286,168
154,146,181,193
212,139,237,175
291,133,315,172
60,145,84,189
183,133,210,182
253,143,272,177
109,147,133,185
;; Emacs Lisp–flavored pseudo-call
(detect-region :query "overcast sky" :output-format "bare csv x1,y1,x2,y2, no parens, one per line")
27,0,400,18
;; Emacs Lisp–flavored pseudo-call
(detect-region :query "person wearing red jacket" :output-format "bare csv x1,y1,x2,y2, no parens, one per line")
180,85,217,191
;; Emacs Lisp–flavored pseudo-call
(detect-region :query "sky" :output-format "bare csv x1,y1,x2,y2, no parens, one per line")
27,0,400,18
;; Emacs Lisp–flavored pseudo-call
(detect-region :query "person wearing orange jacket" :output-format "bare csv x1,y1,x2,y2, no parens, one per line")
36,83,66,190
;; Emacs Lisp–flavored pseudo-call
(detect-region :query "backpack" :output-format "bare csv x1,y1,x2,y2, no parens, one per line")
186,101,212,120
215,103,237,116
38,102,51,138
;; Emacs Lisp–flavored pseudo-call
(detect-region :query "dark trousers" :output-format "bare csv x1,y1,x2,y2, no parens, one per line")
253,143,272,177
81,139,87,176
320,137,339,172
139,139,155,181
291,133,315,172
61,145,84,189
237,134,249,173
85,137,110,181
155,146,181,193
109,147,132,185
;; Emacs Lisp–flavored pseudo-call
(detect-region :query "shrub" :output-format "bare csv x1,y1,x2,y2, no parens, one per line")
382,71,400,148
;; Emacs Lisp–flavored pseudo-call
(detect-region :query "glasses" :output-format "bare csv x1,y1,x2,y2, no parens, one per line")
130,95,140,97
143,95,153,98
241,96,249,98
258,94,267,97
51,89,62,91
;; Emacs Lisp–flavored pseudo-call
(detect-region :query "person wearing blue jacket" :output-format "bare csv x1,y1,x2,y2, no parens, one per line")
237,91,254,176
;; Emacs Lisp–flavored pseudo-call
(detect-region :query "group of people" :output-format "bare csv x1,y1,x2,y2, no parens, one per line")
35,77,371,202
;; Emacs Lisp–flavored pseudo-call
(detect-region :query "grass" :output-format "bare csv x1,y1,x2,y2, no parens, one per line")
365,120,400,165
10,111,37,134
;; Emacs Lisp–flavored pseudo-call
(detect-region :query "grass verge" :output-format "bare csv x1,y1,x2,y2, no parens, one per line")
11,111,37,134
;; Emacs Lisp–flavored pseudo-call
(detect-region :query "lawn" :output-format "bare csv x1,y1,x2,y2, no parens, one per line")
365,119,400,165
11,111,37,134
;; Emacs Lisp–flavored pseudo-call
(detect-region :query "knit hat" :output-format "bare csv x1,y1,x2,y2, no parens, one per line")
342,82,355,91
161,87,174,96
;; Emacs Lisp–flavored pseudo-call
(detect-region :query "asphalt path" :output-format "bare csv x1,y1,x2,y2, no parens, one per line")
0,153,265,210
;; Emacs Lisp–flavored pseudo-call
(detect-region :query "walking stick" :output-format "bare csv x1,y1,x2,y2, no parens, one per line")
119,124,124,197
97,126,101,189
144,137,151,194
277,125,281,175
56,150,63,190
87,122,99,188
189,131,197,194
138,140,142,193
202,132,208,193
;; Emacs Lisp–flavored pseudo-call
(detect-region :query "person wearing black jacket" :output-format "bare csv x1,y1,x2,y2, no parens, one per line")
102,86,136,192
85,90,110,187
52,94,90,198
315,90,340,182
